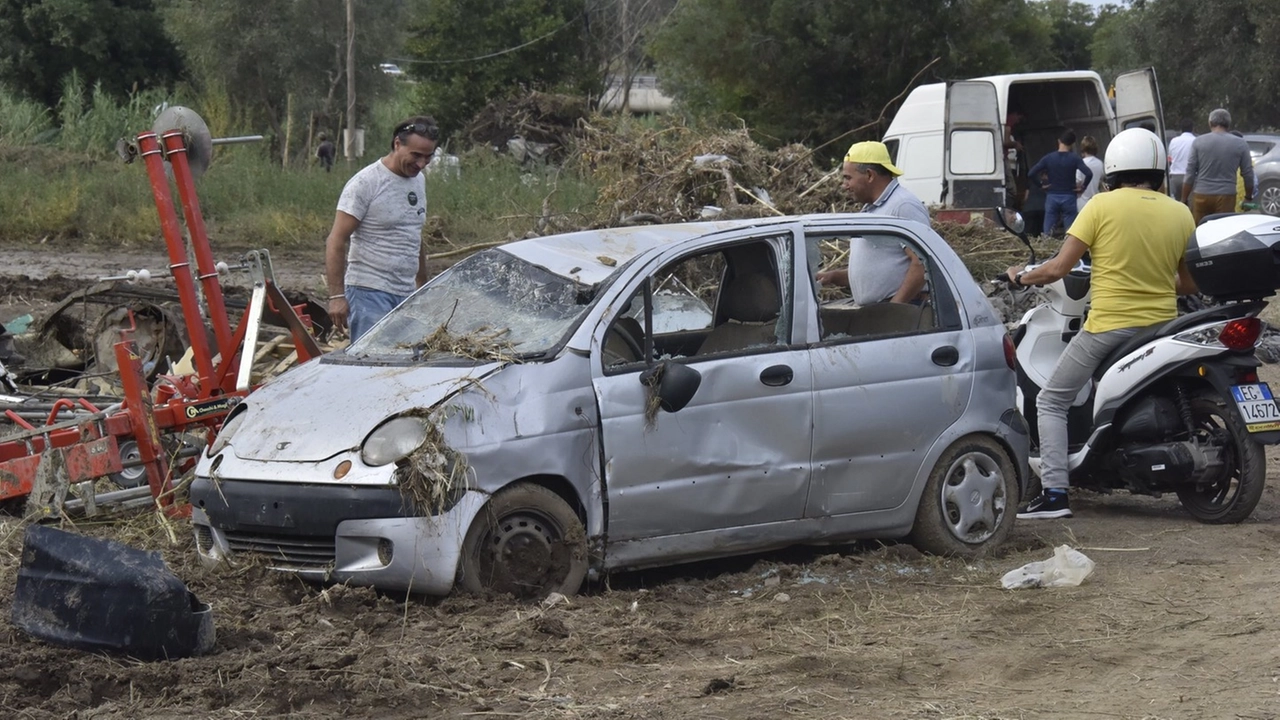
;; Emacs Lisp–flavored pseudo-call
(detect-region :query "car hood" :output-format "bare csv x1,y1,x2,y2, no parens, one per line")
228,357,503,462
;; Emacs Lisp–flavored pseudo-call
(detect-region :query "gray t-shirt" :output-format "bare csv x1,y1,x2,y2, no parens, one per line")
847,180,930,304
337,160,427,296
1186,131,1255,197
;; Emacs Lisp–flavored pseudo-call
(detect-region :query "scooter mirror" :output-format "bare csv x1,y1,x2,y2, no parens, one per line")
993,206,1036,264
994,206,1026,236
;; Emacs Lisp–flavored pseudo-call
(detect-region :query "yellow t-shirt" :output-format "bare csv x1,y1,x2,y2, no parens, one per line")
1066,187,1195,333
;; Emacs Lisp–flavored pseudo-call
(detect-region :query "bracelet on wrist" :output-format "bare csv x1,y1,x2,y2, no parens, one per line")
328,294,345,300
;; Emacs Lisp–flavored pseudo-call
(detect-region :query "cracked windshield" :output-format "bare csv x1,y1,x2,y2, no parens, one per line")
347,249,606,360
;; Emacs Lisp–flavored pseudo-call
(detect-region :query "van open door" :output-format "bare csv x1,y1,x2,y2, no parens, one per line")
943,80,1004,209
1114,68,1165,139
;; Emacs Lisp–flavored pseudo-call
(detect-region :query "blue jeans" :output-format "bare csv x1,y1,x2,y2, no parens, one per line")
1043,192,1078,235
347,286,407,341
1036,327,1138,489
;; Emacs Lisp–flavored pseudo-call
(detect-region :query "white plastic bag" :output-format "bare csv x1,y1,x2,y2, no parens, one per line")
1001,545,1095,589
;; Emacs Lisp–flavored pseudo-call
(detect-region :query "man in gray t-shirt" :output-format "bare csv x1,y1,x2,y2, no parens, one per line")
816,141,931,304
1180,108,1254,225
325,116,439,341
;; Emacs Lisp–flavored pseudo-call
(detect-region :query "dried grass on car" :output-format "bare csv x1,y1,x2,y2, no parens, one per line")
396,415,472,517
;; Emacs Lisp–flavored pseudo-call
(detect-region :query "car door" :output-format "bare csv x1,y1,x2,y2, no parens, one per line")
1114,68,1165,139
591,228,814,543
943,80,1004,208
802,225,975,516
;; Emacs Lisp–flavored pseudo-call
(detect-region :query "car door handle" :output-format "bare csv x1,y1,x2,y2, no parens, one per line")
932,346,959,367
760,364,793,387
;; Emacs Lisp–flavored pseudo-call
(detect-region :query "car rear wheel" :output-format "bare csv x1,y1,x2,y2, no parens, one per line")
458,483,587,599
909,435,1017,558
1259,181,1280,216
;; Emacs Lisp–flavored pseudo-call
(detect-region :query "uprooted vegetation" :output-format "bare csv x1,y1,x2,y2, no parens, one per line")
396,410,473,517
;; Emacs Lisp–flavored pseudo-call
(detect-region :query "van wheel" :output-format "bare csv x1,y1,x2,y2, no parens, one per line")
458,483,587,599
910,435,1017,558
1176,392,1266,524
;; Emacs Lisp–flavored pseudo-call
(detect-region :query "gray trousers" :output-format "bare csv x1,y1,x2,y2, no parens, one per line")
1168,173,1185,201
1037,327,1139,489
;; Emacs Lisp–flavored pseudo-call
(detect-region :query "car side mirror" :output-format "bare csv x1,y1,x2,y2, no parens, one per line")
639,360,702,413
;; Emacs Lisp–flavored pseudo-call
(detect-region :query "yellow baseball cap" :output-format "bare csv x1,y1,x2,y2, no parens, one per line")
844,141,902,176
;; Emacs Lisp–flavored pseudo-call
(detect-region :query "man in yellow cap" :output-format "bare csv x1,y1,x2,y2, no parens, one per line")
816,141,931,304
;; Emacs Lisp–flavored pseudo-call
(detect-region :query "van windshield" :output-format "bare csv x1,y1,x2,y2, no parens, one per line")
346,249,604,362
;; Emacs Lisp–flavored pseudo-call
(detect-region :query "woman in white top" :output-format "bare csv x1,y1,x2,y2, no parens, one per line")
1076,135,1105,212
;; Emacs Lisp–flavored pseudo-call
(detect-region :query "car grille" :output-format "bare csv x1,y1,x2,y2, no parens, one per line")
223,531,336,569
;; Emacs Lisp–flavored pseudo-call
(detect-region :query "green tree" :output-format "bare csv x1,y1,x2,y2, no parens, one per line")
403,0,599,134
649,0,1049,148
160,0,405,161
1092,0,1279,130
1028,0,1100,70
0,0,183,108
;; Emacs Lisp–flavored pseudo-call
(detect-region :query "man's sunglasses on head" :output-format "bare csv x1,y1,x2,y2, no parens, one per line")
395,122,440,141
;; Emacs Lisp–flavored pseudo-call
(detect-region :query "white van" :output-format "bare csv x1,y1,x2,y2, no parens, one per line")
882,69,1163,219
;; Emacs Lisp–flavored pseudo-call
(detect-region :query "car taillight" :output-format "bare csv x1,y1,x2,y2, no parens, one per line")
1003,333,1016,370
1219,317,1262,351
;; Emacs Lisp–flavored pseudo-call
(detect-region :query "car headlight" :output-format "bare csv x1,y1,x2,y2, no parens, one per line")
207,410,248,457
362,416,429,467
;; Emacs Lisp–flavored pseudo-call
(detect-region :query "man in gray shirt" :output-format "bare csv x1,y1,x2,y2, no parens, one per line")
816,141,931,304
1180,108,1254,224
325,116,439,340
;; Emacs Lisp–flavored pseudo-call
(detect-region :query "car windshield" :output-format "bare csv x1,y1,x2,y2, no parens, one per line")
347,249,603,361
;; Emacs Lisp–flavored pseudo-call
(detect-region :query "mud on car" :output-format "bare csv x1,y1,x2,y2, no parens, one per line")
191,215,1030,598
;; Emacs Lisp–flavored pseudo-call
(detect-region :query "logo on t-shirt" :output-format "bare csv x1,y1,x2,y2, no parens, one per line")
407,191,419,206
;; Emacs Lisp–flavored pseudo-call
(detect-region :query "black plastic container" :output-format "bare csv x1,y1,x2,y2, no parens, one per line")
10,525,215,660
1186,214,1280,301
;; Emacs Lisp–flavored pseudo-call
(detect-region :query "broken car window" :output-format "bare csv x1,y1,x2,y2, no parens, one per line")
349,249,606,361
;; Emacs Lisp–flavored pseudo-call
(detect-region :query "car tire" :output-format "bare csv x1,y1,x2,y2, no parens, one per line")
909,435,1018,558
1257,181,1280,216
457,483,588,599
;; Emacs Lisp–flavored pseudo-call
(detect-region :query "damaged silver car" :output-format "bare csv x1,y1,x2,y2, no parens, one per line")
191,215,1030,598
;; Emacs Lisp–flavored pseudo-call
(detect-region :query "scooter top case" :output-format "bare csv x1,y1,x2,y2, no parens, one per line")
1187,214,1280,301
10,524,215,660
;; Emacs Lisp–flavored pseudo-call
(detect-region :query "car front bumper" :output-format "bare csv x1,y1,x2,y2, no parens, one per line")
191,476,488,595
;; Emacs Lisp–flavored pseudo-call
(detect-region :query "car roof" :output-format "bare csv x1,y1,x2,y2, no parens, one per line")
499,214,934,285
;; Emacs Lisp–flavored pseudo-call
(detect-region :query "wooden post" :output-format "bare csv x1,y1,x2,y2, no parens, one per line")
345,0,356,162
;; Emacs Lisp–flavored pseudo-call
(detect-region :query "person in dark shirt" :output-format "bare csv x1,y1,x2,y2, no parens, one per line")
316,133,336,173
1027,130,1093,237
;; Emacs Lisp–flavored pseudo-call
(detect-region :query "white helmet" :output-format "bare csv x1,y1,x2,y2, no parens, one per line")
1104,127,1167,174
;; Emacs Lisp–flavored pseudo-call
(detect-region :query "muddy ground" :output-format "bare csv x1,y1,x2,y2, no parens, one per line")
2,250,1280,720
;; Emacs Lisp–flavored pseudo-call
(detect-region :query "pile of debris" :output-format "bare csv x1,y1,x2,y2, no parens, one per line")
566,115,852,226
462,92,591,164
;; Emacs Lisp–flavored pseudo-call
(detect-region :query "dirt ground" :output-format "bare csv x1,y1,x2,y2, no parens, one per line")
3,250,1280,720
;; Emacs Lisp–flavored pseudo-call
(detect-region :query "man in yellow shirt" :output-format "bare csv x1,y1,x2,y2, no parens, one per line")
1005,128,1198,519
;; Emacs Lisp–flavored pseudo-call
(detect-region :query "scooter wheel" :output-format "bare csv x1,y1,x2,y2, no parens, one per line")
1175,391,1266,524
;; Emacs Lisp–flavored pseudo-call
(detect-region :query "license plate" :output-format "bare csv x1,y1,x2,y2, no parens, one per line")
1231,383,1280,432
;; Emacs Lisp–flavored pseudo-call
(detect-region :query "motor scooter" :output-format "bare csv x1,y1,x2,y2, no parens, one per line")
996,208,1280,523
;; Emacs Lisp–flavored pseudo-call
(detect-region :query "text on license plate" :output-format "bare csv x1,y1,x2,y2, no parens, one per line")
1231,383,1280,432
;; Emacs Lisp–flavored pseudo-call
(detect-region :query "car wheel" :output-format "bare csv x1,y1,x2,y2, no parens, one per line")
457,483,587,599
909,435,1017,558
1258,181,1280,216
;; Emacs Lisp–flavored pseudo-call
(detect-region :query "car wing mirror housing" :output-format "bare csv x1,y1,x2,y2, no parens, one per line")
639,360,702,413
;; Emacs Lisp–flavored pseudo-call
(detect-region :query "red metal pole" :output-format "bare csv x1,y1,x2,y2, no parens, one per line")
115,338,172,509
161,130,235,362
136,131,218,394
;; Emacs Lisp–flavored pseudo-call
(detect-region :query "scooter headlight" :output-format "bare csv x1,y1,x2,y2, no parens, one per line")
362,416,429,467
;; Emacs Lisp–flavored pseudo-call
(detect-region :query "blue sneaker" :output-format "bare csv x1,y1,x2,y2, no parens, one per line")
1017,490,1072,519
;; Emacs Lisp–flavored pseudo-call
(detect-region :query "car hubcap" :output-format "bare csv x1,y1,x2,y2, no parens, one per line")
939,451,1005,543
1260,186,1280,216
